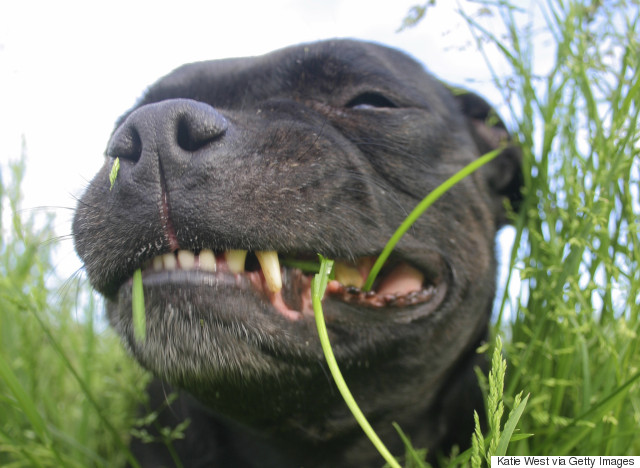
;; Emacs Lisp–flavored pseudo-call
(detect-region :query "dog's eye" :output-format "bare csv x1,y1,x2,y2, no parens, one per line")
346,92,396,110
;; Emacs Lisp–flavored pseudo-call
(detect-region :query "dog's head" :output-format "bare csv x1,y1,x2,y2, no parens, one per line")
73,39,521,447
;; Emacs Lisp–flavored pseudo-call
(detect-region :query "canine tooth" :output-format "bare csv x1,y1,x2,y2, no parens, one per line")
334,261,364,288
226,249,248,273
177,250,195,270
199,249,216,272
163,252,177,270
152,256,163,271
255,250,282,293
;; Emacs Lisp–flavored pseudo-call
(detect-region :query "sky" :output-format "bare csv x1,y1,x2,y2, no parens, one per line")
0,0,514,281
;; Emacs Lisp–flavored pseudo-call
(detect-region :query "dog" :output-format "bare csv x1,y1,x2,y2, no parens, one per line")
72,39,522,467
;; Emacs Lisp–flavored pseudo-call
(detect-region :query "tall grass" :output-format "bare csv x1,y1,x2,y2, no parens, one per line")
459,0,640,458
0,155,149,467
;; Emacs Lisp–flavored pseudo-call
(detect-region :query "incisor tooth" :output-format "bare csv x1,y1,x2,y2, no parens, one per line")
177,250,195,270
255,250,282,293
334,261,364,288
226,249,248,274
199,249,216,272
152,256,163,271
163,252,177,270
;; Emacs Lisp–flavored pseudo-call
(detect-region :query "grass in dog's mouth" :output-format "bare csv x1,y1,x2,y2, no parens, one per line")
133,250,427,294
128,248,438,332
131,268,145,342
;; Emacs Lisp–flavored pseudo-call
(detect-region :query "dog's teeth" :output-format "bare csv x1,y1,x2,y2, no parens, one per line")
163,252,177,270
177,250,195,270
199,249,216,272
226,249,248,274
152,256,164,271
334,261,364,288
255,251,282,293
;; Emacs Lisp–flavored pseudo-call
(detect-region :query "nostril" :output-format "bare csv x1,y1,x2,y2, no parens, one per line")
105,99,229,166
177,118,196,152
106,123,143,162
176,104,228,152
177,116,217,152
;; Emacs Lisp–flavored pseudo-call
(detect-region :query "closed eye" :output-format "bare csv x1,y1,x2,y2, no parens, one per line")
346,92,397,110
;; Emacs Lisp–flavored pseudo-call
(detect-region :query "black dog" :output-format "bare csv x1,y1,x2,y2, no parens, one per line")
73,39,521,467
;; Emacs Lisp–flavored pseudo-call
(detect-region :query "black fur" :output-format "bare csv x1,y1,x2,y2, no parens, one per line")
72,39,521,467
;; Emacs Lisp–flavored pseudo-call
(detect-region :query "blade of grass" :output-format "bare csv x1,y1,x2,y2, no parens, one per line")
392,422,428,468
363,147,503,291
561,369,640,439
280,258,321,274
495,392,529,456
132,268,146,342
109,157,120,191
312,256,402,468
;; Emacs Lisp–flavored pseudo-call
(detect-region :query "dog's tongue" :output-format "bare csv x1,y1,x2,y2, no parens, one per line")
375,263,424,296
334,258,424,295
268,260,425,320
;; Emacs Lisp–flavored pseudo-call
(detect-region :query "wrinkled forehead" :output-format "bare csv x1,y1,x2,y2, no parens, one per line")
135,40,444,110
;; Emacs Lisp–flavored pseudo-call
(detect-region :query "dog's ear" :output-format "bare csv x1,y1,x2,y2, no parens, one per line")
455,90,523,226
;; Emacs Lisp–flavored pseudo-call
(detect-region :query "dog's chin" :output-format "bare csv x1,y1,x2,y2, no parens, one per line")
107,250,449,384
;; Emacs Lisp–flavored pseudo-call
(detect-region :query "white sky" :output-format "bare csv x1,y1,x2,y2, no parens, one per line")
0,0,513,280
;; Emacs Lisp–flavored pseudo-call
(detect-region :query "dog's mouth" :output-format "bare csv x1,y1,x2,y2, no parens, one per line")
131,248,447,322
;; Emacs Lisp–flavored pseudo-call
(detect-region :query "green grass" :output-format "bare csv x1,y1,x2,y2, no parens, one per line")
1,0,638,466
460,0,640,458
0,157,151,467
312,256,403,468
362,147,504,292
132,269,146,342
109,157,120,191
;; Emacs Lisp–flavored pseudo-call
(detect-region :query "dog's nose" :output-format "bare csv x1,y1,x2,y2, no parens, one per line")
107,99,228,163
